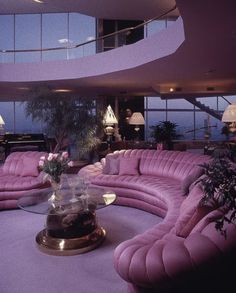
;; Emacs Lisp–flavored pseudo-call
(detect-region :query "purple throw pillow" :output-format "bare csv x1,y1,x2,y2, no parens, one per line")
175,183,216,238
102,156,119,175
119,157,140,175
181,166,204,195
21,157,40,177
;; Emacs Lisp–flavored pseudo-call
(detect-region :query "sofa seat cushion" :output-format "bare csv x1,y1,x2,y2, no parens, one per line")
92,174,184,199
92,174,184,231
0,174,44,192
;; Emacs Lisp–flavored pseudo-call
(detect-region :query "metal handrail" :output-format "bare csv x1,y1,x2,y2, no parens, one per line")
220,95,231,105
0,5,177,54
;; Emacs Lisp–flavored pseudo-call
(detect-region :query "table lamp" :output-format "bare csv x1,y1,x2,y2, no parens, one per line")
222,102,236,132
129,112,145,139
103,105,118,148
0,115,5,135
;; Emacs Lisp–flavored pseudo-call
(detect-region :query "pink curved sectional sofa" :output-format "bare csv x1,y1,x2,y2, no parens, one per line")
79,149,236,292
0,151,49,210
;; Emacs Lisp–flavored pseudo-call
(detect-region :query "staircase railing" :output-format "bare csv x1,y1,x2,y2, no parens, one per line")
185,97,222,121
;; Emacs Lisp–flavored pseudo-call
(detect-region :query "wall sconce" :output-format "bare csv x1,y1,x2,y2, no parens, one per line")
0,115,5,135
222,102,236,132
129,112,145,139
103,105,118,147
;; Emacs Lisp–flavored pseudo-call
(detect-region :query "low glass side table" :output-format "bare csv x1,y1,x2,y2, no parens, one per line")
18,186,116,256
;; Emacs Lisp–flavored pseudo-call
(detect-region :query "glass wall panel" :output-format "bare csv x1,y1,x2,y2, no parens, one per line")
167,111,194,140
146,20,166,37
219,95,236,111
167,99,194,109
15,14,41,63
145,96,166,109
209,116,225,140
0,102,44,134
144,95,234,141
15,102,43,133
42,13,68,61
0,15,14,63
166,18,177,27
194,111,216,140
196,97,217,109
0,102,14,133
69,13,96,58
145,110,166,140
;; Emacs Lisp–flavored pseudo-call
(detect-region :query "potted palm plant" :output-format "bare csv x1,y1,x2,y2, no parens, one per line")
25,86,102,162
150,120,181,150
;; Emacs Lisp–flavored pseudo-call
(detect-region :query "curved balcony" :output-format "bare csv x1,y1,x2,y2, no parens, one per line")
0,0,236,98
0,13,184,98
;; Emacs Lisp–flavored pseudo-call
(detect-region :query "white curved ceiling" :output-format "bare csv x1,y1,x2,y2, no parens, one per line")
0,0,236,100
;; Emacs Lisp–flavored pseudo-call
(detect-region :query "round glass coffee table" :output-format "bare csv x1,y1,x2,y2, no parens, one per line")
18,186,116,256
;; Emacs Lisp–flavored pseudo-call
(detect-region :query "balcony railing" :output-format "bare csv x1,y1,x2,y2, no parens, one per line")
0,5,177,63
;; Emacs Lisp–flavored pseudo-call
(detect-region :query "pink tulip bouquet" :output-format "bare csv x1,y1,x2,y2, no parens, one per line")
39,152,73,183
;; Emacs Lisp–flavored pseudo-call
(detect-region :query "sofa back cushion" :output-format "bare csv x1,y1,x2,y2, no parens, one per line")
3,151,47,177
102,150,209,191
139,150,210,182
102,153,120,175
119,157,140,175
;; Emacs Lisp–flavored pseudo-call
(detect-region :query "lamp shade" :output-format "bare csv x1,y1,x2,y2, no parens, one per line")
222,103,236,122
0,115,5,125
129,112,145,125
103,105,118,125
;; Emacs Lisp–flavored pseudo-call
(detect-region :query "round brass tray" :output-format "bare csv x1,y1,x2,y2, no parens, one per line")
36,226,106,256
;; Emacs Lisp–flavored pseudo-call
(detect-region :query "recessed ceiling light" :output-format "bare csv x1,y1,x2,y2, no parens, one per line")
53,89,72,93
17,87,29,90
204,69,216,75
169,87,174,92
33,0,44,4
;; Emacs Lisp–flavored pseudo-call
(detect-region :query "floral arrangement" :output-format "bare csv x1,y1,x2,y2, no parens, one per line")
39,152,72,183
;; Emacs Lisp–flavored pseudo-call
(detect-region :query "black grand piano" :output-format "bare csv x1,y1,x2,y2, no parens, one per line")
3,133,48,156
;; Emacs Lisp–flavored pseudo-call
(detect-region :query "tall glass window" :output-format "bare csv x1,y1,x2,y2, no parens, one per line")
146,20,166,37
145,96,236,141
0,12,96,63
15,102,44,133
15,14,41,63
69,13,96,58
0,102,14,133
0,12,96,135
0,15,14,63
0,101,44,133
42,13,68,61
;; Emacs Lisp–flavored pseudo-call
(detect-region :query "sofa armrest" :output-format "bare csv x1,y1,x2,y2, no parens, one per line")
78,162,103,178
0,166,4,176
114,212,236,290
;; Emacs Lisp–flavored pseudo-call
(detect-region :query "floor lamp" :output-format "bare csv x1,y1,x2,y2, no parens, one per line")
103,105,118,150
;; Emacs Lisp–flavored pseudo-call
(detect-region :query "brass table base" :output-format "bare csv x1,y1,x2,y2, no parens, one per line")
36,226,106,256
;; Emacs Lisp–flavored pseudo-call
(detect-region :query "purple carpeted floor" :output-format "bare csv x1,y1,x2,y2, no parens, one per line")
0,205,161,293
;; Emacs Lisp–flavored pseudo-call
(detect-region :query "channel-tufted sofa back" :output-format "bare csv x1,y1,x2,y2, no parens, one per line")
107,149,210,181
2,151,47,177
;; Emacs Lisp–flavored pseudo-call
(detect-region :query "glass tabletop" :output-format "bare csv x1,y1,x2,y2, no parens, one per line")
18,186,116,215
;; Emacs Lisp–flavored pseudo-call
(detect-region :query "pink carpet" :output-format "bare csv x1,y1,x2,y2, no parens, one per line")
0,205,161,293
